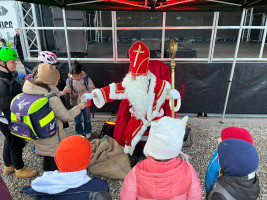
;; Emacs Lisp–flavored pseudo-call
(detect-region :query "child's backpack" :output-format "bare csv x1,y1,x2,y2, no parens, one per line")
10,93,58,140
68,76,89,91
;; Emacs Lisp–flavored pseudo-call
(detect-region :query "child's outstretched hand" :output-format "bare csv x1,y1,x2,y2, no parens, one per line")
70,91,78,98
78,102,87,110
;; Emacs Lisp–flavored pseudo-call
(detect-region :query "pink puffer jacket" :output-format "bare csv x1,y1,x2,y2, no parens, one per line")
120,157,202,200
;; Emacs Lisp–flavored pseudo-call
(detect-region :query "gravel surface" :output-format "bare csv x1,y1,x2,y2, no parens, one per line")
1,114,266,200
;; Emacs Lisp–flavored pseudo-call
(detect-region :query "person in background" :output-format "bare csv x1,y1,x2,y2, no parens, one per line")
33,51,63,90
206,138,260,200
13,28,24,64
0,37,6,47
63,61,95,139
22,63,86,171
20,135,112,200
6,42,11,48
205,127,254,194
120,116,202,200
0,47,38,178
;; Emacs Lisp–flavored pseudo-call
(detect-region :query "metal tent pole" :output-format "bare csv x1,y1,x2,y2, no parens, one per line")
208,12,219,63
161,12,166,59
220,8,246,123
62,7,71,71
112,11,117,63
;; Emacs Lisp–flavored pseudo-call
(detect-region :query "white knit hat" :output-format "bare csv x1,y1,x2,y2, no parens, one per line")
144,116,188,160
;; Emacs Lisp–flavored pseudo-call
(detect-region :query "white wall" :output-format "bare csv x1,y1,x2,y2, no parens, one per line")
0,1,18,46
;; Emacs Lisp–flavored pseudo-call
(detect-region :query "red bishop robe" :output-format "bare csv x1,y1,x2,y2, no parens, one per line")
93,70,178,155
114,60,178,147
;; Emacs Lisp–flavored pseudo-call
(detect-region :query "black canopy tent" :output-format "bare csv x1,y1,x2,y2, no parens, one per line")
16,0,267,12
16,0,267,121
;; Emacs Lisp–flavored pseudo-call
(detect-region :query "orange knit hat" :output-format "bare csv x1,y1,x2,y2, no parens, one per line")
54,135,91,172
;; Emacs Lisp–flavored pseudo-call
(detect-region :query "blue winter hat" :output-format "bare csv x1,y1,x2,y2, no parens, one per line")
218,138,259,176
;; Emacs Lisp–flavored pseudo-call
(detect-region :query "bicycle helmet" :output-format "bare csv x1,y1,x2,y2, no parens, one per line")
0,47,18,62
38,51,59,65
0,47,18,73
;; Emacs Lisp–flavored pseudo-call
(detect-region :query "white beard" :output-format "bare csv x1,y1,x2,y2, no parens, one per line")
122,73,150,120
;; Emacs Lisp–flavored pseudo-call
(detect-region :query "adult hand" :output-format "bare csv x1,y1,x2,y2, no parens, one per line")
169,89,180,99
82,93,94,101
60,91,66,96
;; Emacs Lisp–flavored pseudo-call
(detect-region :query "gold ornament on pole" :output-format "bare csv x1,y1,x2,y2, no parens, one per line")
170,38,178,118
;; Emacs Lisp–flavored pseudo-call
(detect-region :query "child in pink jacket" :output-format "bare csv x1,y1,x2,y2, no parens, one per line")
120,116,202,200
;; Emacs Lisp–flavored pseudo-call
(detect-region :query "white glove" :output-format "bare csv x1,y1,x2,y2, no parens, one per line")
82,93,94,102
169,89,180,99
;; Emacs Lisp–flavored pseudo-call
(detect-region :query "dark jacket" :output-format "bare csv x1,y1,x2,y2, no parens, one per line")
20,177,112,200
14,34,21,47
0,70,22,122
207,174,260,200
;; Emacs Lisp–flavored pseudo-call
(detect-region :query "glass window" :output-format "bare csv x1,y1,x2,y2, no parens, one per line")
166,12,214,26
65,30,113,58
218,12,242,26
35,6,112,28
165,29,212,58
213,29,238,58
117,30,162,58
238,40,261,58
262,44,267,58
251,8,266,27
117,12,163,27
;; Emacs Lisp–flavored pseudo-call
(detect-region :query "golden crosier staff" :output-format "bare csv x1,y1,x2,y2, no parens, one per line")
170,38,178,118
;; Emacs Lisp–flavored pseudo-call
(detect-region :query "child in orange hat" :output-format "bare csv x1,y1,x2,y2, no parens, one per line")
20,135,112,200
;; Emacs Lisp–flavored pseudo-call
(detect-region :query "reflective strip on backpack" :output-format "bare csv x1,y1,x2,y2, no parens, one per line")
28,97,48,115
11,112,17,121
11,109,39,139
39,111,55,127
11,132,34,141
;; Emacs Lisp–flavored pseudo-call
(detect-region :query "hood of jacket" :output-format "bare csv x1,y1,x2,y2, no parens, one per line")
135,157,192,199
23,80,61,97
21,177,109,200
218,174,260,199
31,170,90,194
